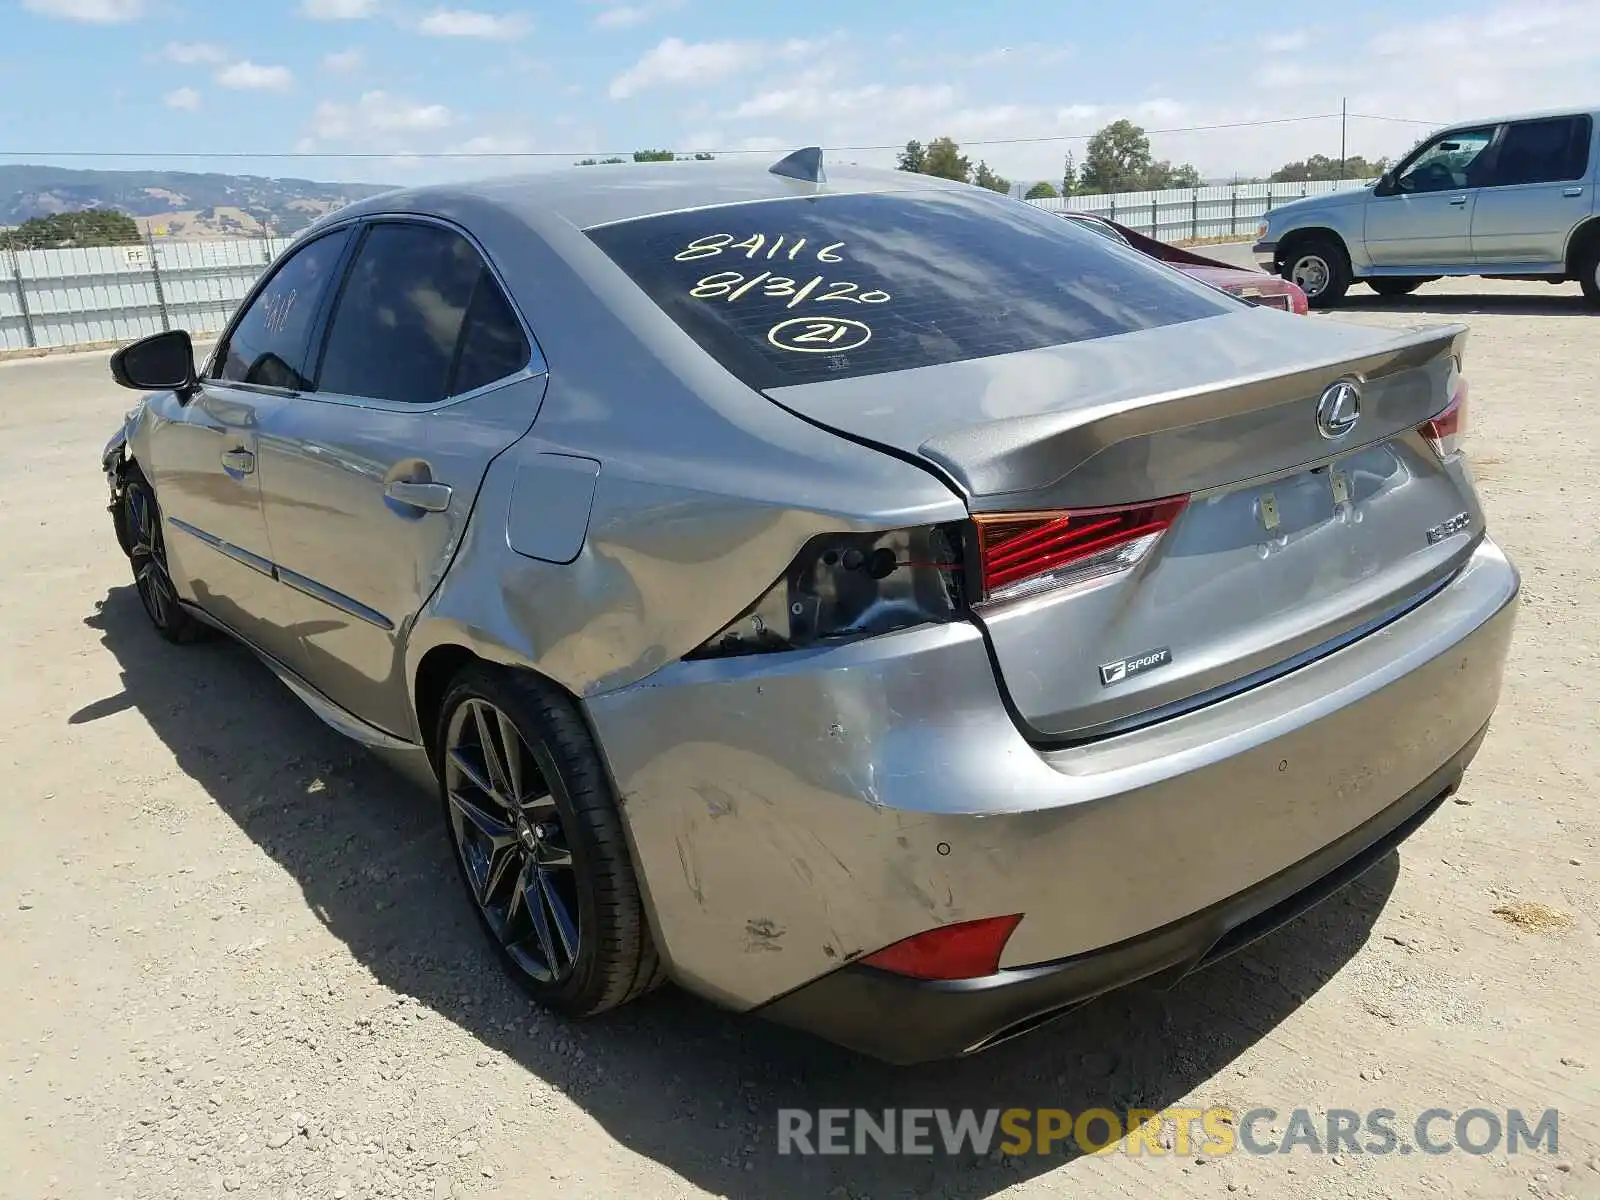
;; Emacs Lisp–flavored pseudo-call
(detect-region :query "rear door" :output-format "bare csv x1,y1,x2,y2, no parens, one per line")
1471,114,1594,266
1363,126,1496,266
254,218,545,737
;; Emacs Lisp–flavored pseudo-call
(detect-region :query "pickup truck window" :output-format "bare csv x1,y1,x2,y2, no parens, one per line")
1395,128,1495,194
1488,116,1593,187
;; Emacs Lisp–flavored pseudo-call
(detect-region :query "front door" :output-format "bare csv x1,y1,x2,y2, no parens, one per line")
1364,126,1497,267
255,218,544,738
1471,114,1595,266
145,226,354,660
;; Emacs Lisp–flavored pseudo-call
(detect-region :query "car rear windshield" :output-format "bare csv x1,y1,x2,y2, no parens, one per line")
584,189,1233,389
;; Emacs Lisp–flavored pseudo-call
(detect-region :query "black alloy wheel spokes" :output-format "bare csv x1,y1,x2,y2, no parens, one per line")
443,698,580,984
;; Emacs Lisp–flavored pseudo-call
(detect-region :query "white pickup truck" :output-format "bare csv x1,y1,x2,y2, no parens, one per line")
1255,106,1600,308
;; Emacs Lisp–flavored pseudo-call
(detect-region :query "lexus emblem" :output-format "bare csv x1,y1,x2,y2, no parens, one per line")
1316,379,1363,440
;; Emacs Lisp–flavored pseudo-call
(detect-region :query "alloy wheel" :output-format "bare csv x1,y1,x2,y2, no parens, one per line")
443,698,581,984
1291,254,1330,299
125,482,180,630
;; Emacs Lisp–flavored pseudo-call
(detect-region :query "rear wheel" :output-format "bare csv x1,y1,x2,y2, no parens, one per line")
1578,240,1600,308
437,665,663,1017
118,468,206,644
1282,236,1351,308
1367,277,1427,297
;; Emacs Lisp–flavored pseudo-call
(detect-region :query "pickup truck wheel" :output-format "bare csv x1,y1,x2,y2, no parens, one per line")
1368,277,1426,297
1283,237,1351,308
1579,241,1600,307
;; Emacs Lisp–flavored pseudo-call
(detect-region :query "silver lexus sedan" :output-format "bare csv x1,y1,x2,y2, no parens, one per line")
101,149,1519,1065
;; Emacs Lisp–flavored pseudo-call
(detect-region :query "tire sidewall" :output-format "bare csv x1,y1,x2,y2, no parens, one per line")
1284,239,1350,308
435,671,608,1012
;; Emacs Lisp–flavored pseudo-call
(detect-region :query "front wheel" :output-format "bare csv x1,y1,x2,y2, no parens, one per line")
437,666,663,1017
118,468,206,644
1282,237,1352,308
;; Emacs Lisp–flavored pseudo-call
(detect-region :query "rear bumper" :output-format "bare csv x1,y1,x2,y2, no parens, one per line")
757,726,1482,1064
588,536,1518,1033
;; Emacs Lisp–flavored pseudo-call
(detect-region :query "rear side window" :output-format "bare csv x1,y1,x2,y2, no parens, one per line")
218,226,352,390
585,191,1231,389
316,222,528,405
1490,117,1593,186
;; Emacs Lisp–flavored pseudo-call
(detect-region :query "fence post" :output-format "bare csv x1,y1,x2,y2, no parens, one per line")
146,226,170,333
1230,186,1239,235
1191,189,1199,241
1108,195,1117,223
1149,195,1158,237
7,244,38,349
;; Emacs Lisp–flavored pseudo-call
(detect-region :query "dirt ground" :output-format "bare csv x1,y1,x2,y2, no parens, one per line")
1,277,1597,1200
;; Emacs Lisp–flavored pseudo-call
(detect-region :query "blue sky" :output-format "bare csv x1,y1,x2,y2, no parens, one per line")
3,0,1598,186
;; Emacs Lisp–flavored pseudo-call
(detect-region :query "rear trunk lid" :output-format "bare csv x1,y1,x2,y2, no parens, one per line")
765,310,1478,740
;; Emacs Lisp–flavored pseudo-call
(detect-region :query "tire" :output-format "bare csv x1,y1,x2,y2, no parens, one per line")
436,665,664,1018
1578,240,1600,308
118,466,206,644
1282,236,1352,308
1367,277,1426,297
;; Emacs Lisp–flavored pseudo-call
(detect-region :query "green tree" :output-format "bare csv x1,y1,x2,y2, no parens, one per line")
921,136,971,182
1061,150,1078,196
1082,119,1153,192
692,152,715,160
574,156,628,165
632,148,676,162
972,161,1011,194
1,208,140,249
1081,119,1202,192
1025,180,1059,200
895,140,927,173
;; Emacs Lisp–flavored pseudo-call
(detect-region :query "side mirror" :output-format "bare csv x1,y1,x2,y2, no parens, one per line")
110,329,198,395
1373,173,1395,197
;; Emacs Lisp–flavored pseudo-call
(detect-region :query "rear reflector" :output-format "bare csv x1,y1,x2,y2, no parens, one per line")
860,914,1024,981
1421,376,1469,458
973,497,1188,605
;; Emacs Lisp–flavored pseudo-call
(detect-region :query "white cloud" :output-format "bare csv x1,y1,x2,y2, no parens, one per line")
450,133,533,155
608,36,833,99
734,82,956,124
299,0,379,17
592,0,681,30
416,9,530,38
163,86,201,111
216,61,293,90
21,0,143,21
311,91,455,140
164,41,227,64
321,47,365,73
1260,30,1312,53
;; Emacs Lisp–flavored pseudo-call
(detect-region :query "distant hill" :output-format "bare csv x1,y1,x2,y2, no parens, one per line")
0,165,394,240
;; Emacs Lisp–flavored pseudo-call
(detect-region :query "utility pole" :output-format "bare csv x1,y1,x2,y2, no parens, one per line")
1339,97,1347,180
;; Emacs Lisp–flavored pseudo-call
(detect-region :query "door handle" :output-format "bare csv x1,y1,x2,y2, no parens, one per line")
221,448,255,474
384,480,452,513
1448,195,1468,206
1564,186,1584,198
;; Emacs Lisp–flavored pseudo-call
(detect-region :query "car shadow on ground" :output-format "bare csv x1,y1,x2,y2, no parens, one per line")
1333,288,1593,317
77,584,1402,1199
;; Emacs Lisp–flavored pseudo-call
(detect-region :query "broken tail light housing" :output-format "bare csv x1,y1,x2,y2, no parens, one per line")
688,524,969,658
1421,368,1468,459
973,497,1188,606
860,914,1025,981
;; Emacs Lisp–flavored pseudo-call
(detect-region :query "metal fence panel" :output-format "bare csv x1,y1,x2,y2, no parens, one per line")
1,180,1373,354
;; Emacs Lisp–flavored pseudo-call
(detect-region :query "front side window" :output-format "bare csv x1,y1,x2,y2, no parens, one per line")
585,190,1231,390
315,222,529,405
1394,128,1495,194
1489,117,1592,187
217,226,353,390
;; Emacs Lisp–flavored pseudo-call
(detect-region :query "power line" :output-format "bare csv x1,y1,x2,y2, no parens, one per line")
0,111,1443,161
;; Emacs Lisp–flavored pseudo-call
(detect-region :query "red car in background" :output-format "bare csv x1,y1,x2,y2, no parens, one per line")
1056,211,1311,315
